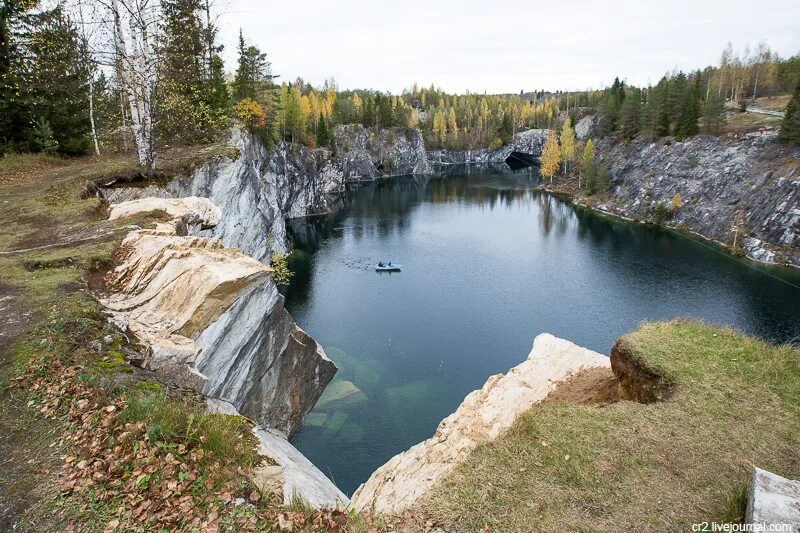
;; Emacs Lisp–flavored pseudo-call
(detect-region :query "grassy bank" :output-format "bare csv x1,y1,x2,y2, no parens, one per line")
0,152,360,531
422,320,800,531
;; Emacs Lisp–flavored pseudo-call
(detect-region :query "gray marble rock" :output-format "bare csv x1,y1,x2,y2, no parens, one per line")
746,467,800,531
332,124,432,180
596,132,800,267
429,129,549,166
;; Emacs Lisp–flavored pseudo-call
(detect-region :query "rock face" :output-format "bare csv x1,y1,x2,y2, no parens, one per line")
100,205,336,436
207,399,349,509
350,333,610,515
107,196,221,228
332,124,432,180
574,114,598,140
429,129,549,166
595,132,800,267
102,127,432,262
745,467,800,530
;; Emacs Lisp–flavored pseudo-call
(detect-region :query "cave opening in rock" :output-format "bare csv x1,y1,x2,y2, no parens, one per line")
504,151,537,170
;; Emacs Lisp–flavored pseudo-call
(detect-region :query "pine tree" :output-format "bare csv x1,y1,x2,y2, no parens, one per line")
619,89,642,139
675,84,700,140
779,81,800,144
315,112,330,147
232,30,275,101
539,130,561,184
703,92,726,134
13,5,91,154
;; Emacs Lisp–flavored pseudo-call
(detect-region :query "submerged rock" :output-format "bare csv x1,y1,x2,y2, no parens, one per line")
350,333,610,515
100,214,336,436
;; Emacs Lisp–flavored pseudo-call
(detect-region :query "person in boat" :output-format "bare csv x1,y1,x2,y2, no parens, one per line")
378,261,385,267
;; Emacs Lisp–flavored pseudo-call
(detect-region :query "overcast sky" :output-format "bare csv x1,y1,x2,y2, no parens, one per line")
217,0,800,94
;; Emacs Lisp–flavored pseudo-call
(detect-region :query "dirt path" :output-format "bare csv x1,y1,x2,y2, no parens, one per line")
0,284,60,530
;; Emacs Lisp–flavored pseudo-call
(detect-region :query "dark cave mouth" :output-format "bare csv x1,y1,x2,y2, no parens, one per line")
505,151,537,170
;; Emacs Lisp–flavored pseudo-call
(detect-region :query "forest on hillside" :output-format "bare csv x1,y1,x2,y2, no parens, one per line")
2,0,800,168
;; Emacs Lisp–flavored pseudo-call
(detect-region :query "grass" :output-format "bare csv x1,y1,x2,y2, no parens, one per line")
422,320,800,532
720,112,783,135
0,145,343,530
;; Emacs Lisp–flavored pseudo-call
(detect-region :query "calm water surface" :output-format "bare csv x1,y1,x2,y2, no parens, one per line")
285,167,800,495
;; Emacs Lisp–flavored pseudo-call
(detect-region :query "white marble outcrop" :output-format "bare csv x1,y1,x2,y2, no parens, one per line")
107,196,221,227
350,333,610,515
746,468,800,530
101,200,336,436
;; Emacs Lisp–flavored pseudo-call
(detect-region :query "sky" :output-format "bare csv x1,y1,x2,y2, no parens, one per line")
217,0,800,94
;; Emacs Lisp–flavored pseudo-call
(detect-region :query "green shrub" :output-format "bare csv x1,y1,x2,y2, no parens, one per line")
270,251,293,286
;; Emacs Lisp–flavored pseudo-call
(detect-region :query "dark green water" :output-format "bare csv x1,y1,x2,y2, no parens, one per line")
285,167,800,495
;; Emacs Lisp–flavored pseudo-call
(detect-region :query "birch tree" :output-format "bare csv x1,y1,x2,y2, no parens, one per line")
99,0,159,169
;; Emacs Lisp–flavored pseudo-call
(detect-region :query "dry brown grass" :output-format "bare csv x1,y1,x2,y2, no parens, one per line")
422,320,800,532
719,112,783,135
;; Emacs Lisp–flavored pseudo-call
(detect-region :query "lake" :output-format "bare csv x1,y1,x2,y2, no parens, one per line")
285,166,800,495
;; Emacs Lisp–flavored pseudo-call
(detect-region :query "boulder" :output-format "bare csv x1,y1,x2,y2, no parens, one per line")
350,333,610,515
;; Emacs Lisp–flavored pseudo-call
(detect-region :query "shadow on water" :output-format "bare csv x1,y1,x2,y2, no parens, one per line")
285,165,800,495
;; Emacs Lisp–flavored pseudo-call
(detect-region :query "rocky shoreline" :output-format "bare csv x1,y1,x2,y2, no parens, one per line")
90,122,798,511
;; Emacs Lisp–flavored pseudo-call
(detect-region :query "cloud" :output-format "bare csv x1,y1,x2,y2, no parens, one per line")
217,0,800,92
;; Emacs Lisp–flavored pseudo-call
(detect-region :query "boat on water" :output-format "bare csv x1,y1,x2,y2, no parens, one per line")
375,262,401,272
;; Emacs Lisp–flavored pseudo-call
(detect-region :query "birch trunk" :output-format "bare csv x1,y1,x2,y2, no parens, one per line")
88,77,100,156
111,0,156,170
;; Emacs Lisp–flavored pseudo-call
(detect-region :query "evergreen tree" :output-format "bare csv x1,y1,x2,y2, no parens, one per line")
675,84,700,139
667,71,688,124
315,112,331,147
5,4,91,154
703,92,726,133
619,89,642,139
232,30,275,101
779,81,800,144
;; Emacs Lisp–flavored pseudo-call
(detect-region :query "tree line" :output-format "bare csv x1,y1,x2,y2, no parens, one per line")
2,2,799,171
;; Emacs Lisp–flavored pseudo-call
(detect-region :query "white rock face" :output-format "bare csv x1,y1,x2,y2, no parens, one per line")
108,196,221,227
207,399,349,509
350,333,610,515
101,217,336,436
746,468,800,530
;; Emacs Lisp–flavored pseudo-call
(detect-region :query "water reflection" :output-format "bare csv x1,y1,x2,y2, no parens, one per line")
286,167,800,495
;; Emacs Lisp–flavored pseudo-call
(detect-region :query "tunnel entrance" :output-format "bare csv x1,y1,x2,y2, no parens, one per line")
505,151,537,170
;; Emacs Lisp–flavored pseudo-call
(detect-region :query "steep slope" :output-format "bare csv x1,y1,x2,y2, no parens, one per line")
595,132,800,266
